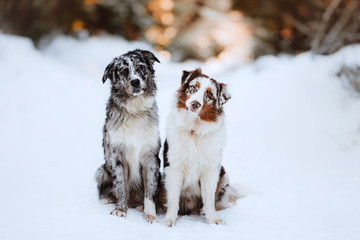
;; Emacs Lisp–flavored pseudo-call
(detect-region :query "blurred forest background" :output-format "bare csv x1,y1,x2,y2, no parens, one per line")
0,0,359,62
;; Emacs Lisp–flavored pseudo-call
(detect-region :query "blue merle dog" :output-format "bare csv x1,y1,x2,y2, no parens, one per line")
95,49,161,223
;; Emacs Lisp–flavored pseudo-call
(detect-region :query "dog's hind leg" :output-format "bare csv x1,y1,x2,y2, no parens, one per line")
215,166,241,210
142,152,160,223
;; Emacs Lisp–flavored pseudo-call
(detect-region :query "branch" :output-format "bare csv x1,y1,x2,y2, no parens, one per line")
320,0,358,54
311,0,342,53
345,33,360,41
281,13,313,37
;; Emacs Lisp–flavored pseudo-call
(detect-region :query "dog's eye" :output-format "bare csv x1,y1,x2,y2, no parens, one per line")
119,69,128,76
206,90,215,100
139,65,147,74
188,85,197,94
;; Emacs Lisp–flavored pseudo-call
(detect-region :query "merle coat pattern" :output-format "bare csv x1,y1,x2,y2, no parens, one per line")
95,49,161,223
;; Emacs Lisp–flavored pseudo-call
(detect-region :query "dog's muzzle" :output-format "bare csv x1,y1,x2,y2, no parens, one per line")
130,79,143,95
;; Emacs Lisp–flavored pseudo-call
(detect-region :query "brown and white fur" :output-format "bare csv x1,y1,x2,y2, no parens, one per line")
162,68,238,227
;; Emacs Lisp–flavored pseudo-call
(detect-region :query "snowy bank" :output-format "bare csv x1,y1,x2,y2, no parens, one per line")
0,33,360,240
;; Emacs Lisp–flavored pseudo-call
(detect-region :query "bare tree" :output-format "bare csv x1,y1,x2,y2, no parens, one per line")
312,0,360,55
338,65,360,97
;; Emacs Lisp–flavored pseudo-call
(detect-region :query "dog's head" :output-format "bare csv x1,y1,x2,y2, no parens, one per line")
102,49,160,97
177,68,231,122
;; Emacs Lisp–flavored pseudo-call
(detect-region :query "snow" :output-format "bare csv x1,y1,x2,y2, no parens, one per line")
1,32,360,240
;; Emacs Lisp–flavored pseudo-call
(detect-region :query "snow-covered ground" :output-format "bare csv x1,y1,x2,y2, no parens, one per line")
1,33,360,240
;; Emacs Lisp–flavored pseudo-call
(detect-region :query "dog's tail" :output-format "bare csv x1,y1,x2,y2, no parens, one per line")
216,185,244,210
215,168,245,210
229,185,243,202
95,164,116,202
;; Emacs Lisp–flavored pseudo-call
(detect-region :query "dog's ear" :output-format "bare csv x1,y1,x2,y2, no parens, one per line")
102,60,115,84
139,50,160,64
139,50,160,73
217,83,231,108
181,70,191,85
181,68,203,85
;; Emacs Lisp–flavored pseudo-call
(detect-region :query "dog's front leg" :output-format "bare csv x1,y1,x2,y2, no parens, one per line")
200,167,225,225
109,149,128,217
163,167,183,227
142,157,159,223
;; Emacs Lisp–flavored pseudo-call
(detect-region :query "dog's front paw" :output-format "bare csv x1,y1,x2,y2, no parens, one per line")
110,209,126,217
144,214,157,223
163,218,176,227
208,218,225,225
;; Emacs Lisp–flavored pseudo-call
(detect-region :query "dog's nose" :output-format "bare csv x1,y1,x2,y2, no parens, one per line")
130,79,140,88
190,101,201,111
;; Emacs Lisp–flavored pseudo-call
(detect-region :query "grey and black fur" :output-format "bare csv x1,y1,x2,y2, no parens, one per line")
95,49,161,223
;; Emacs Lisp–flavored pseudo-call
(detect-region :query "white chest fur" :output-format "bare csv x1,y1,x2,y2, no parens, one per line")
107,96,159,182
108,115,158,148
165,108,226,192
